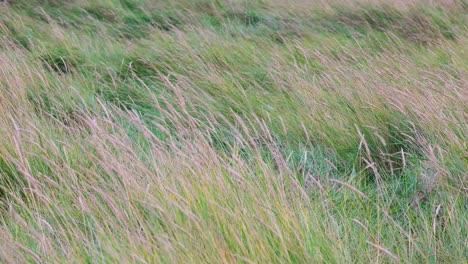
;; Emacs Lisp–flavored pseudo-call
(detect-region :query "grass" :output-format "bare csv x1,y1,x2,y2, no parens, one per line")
0,0,467,263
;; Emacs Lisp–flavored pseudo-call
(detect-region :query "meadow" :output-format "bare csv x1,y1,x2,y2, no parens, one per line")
0,0,467,262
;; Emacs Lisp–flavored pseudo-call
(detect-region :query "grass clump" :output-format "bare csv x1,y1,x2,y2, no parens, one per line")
39,45,84,74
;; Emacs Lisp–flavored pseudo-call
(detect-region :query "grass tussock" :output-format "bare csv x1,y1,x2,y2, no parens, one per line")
0,0,467,263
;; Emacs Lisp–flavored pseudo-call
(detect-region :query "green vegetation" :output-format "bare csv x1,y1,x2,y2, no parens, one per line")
0,0,466,262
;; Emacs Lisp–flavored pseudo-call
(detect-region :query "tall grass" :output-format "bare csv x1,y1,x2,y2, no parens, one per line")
0,0,467,263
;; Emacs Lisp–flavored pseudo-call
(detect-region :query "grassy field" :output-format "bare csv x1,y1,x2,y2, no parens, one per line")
0,0,467,263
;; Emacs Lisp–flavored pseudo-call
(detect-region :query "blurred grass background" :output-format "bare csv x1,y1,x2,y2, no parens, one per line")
0,0,467,262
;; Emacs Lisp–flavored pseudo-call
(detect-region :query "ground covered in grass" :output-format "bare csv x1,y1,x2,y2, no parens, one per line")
0,0,467,263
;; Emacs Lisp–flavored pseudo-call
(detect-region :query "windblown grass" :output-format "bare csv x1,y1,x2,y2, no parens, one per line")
0,0,467,263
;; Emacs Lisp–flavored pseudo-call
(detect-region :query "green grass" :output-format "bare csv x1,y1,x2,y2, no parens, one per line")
0,0,467,263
